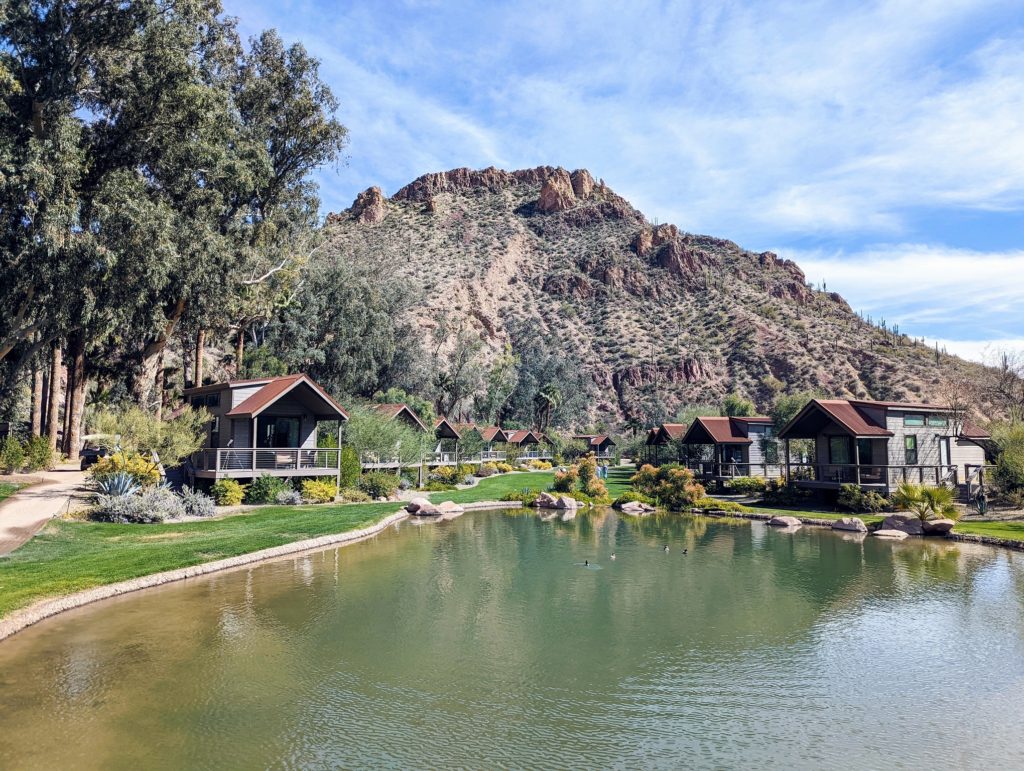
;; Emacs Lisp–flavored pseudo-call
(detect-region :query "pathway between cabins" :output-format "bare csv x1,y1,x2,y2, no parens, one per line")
0,466,88,556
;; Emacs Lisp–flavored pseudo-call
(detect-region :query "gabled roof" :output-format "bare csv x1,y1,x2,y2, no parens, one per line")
183,376,284,396
372,403,428,432
681,416,771,445
779,399,891,439
645,428,660,445
654,423,688,443
961,421,992,440
848,399,947,412
225,374,348,420
507,429,542,444
434,416,462,439
575,434,616,447
479,426,509,443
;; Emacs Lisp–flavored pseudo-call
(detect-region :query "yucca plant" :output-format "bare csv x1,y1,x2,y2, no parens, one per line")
96,471,141,497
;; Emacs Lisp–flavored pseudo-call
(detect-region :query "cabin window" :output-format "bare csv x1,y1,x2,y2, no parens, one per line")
205,392,220,408
903,414,925,427
904,436,918,465
829,436,851,464
257,416,301,448
927,415,948,427
857,438,873,464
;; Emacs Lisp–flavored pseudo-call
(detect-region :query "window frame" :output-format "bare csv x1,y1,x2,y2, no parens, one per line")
904,435,918,465
926,414,948,428
903,414,925,427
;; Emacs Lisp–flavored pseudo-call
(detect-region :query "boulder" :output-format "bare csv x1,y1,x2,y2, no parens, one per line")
922,518,956,535
873,529,909,540
768,515,802,527
405,497,432,513
532,492,559,509
619,501,654,515
832,516,868,533
556,496,579,509
881,513,924,536
437,501,465,519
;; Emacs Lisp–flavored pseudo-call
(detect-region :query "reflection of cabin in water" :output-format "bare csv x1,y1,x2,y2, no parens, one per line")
186,374,346,481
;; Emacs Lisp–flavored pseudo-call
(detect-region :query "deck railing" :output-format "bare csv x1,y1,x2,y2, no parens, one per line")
786,463,960,487
688,462,786,480
192,448,340,473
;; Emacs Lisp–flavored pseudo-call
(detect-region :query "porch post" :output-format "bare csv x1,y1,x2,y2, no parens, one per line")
336,421,343,491
251,417,257,472
785,438,791,484
853,437,861,486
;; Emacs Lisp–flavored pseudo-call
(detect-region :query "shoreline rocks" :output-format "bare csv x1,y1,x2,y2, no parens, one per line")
873,529,909,540
881,513,924,536
832,516,868,533
768,515,802,528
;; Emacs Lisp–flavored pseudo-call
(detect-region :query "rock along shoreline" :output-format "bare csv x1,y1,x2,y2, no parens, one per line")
0,500,521,644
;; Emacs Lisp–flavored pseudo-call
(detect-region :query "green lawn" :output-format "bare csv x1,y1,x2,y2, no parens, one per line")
0,472,554,620
0,482,25,502
950,520,1024,543
747,505,886,526
430,471,554,503
605,465,634,498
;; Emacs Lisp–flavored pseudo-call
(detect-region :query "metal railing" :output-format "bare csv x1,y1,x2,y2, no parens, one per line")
192,448,340,473
785,463,960,487
687,462,786,479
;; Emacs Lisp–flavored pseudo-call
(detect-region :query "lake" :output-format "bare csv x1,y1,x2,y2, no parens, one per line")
2,509,1024,769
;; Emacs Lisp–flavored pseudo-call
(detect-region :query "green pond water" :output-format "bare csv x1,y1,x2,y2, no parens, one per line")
3,510,1024,769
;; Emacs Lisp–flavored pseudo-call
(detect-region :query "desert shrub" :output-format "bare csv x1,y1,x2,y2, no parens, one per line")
692,497,751,513
301,479,337,504
422,481,456,492
245,474,292,504
275,489,302,505
838,483,890,513
612,491,655,507
726,476,767,495
338,487,371,503
461,474,475,485
585,477,608,499
501,488,543,504
997,487,1024,510
180,487,216,518
475,463,498,478
0,435,25,473
144,485,186,520
89,453,160,488
23,435,55,472
528,459,553,470
552,467,578,492
630,463,705,509
339,445,361,488
762,478,813,506
398,476,413,491
95,485,184,523
456,463,476,477
495,462,514,473
358,471,400,498
629,464,661,495
211,479,246,506
431,465,460,484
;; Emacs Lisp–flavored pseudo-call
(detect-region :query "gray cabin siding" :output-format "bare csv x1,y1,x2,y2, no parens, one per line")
884,410,943,467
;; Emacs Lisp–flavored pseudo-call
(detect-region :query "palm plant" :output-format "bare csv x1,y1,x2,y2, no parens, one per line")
891,482,959,521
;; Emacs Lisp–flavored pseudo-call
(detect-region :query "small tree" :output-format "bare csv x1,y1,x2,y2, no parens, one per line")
343,405,428,467
88,405,209,471
721,392,756,417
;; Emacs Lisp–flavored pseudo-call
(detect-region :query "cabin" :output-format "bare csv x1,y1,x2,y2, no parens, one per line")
574,434,616,459
372,403,428,432
185,374,347,482
777,399,990,492
479,427,510,460
433,417,463,464
644,423,687,464
679,416,779,481
505,429,550,459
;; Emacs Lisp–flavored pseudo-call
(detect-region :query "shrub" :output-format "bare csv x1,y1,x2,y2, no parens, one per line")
612,491,655,507
0,435,25,473
630,463,705,510
338,487,371,503
431,465,461,484
275,489,302,505
456,463,476,478
892,482,960,521
23,436,55,472
96,471,141,497
141,485,186,520
358,471,400,498
422,481,456,492
89,453,160,488
726,476,767,495
211,479,246,506
528,459,553,470
692,497,751,513
301,479,337,504
762,478,813,506
398,476,413,491
461,474,475,486
501,488,543,504
475,463,498,478
244,474,292,504
837,483,890,513
495,462,515,473
585,477,608,499
339,445,361,488
552,467,578,492
180,487,216,518
94,485,184,523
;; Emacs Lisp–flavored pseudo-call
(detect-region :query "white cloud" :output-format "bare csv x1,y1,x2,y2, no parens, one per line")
786,244,1024,360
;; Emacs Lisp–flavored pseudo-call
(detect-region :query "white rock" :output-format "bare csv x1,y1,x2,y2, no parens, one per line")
533,492,559,508
832,516,868,533
768,515,802,527
922,518,956,535
873,528,909,540
881,513,923,536
405,497,432,513
556,496,579,509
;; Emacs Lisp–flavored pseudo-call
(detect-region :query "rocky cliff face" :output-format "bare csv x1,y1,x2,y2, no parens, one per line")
323,166,981,425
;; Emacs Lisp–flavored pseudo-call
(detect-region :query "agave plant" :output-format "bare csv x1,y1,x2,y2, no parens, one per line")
891,482,959,521
96,471,141,497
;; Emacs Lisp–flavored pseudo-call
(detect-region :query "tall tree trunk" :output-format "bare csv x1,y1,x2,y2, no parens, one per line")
30,362,44,436
154,349,166,421
131,298,186,403
64,334,87,462
194,329,206,386
234,325,245,377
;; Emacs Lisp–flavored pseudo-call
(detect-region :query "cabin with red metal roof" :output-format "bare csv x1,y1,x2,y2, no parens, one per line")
777,398,990,492
573,434,617,459
643,423,688,464
183,374,347,482
679,416,777,481
371,403,428,432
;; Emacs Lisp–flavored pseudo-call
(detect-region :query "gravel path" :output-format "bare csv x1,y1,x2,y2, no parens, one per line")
0,466,88,555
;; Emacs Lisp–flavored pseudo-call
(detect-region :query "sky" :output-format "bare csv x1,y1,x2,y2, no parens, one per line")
225,0,1024,362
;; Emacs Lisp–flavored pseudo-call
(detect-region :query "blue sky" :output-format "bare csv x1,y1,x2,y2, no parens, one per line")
226,0,1024,361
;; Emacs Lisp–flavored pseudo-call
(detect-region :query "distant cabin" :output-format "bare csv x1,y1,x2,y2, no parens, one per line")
371,403,428,432
573,434,616,458
680,416,775,479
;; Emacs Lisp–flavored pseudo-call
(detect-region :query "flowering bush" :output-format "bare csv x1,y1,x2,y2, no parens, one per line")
211,479,246,506
629,463,705,510
301,479,338,504
89,453,160,488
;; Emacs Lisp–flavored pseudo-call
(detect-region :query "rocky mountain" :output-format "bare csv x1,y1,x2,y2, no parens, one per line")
323,166,984,426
